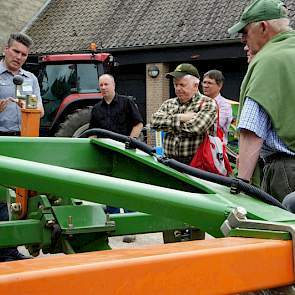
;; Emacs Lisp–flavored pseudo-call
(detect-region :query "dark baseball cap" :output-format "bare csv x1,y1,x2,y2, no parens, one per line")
228,0,287,34
166,63,200,79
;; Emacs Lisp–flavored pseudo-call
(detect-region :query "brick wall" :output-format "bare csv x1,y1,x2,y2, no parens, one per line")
146,63,170,124
145,63,170,145
0,0,46,50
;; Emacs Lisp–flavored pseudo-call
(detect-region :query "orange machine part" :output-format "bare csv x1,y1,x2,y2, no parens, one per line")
0,237,293,294
20,109,41,137
16,109,41,218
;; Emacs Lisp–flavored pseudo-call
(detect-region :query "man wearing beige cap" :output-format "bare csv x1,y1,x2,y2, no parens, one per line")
228,0,295,203
150,63,217,165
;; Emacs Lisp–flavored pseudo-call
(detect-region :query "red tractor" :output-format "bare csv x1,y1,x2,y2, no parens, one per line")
37,52,115,137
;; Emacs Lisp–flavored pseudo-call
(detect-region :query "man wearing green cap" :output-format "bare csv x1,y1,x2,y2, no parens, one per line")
151,63,217,242
228,0,295,202
150,63,217,165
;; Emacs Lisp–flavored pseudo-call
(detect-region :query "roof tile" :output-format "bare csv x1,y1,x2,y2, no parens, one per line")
25,0,294,54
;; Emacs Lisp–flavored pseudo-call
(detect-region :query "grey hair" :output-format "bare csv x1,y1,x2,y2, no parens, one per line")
185,74,200,84
251,18,290,34
266,18,291,32
7,32,33,48
173,74,200,85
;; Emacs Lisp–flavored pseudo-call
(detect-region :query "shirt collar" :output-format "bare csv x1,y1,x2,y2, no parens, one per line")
0,60,7,75
178,92,201,105
214,93,222,101
112,93,119,102
102,93,118,105
0,60,27,76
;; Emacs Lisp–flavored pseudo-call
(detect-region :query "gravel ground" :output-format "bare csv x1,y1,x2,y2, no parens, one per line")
109,232,164,249
18,232,216,258
18,232,164,258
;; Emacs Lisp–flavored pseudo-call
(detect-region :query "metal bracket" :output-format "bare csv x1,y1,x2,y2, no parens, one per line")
221,207,295,276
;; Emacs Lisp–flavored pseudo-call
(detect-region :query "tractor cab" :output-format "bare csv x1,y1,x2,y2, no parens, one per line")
37,53,114,136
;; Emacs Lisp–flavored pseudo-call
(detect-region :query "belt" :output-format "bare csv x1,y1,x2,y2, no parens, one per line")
264,152,295,164
0,131,20,136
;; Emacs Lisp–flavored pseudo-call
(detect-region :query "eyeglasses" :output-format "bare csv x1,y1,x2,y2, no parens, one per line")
202,81,217,86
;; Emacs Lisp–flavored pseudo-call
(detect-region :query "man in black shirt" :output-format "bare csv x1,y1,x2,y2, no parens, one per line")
89,74,143,137
89,74,143,243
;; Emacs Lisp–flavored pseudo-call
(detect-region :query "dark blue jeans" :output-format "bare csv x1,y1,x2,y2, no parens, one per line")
0,202,19,257
0,202,8,221
105,206,132,214
105,206,120,214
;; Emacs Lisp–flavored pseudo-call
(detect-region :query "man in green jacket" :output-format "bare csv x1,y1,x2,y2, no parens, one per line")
228,0,295,202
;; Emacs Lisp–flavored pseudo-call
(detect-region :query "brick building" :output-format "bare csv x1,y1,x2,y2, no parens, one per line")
13,0,295,123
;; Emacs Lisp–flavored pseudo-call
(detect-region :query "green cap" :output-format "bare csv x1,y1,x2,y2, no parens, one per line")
166,63,200,79
228,0,287,34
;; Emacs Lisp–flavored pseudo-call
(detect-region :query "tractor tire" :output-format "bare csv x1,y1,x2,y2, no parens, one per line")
55,106,92,137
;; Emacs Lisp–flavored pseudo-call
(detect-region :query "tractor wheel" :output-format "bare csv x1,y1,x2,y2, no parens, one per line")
55,106,92,137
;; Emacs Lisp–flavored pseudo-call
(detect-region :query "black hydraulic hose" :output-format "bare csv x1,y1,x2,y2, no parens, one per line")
79,128,285,210
79,128,155,156
160,158,285,210
128,137,155,156
80,128,129,141
159,157,233,186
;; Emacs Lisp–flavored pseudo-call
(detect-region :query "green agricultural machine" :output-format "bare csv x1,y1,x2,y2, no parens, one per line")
0,129,295,294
